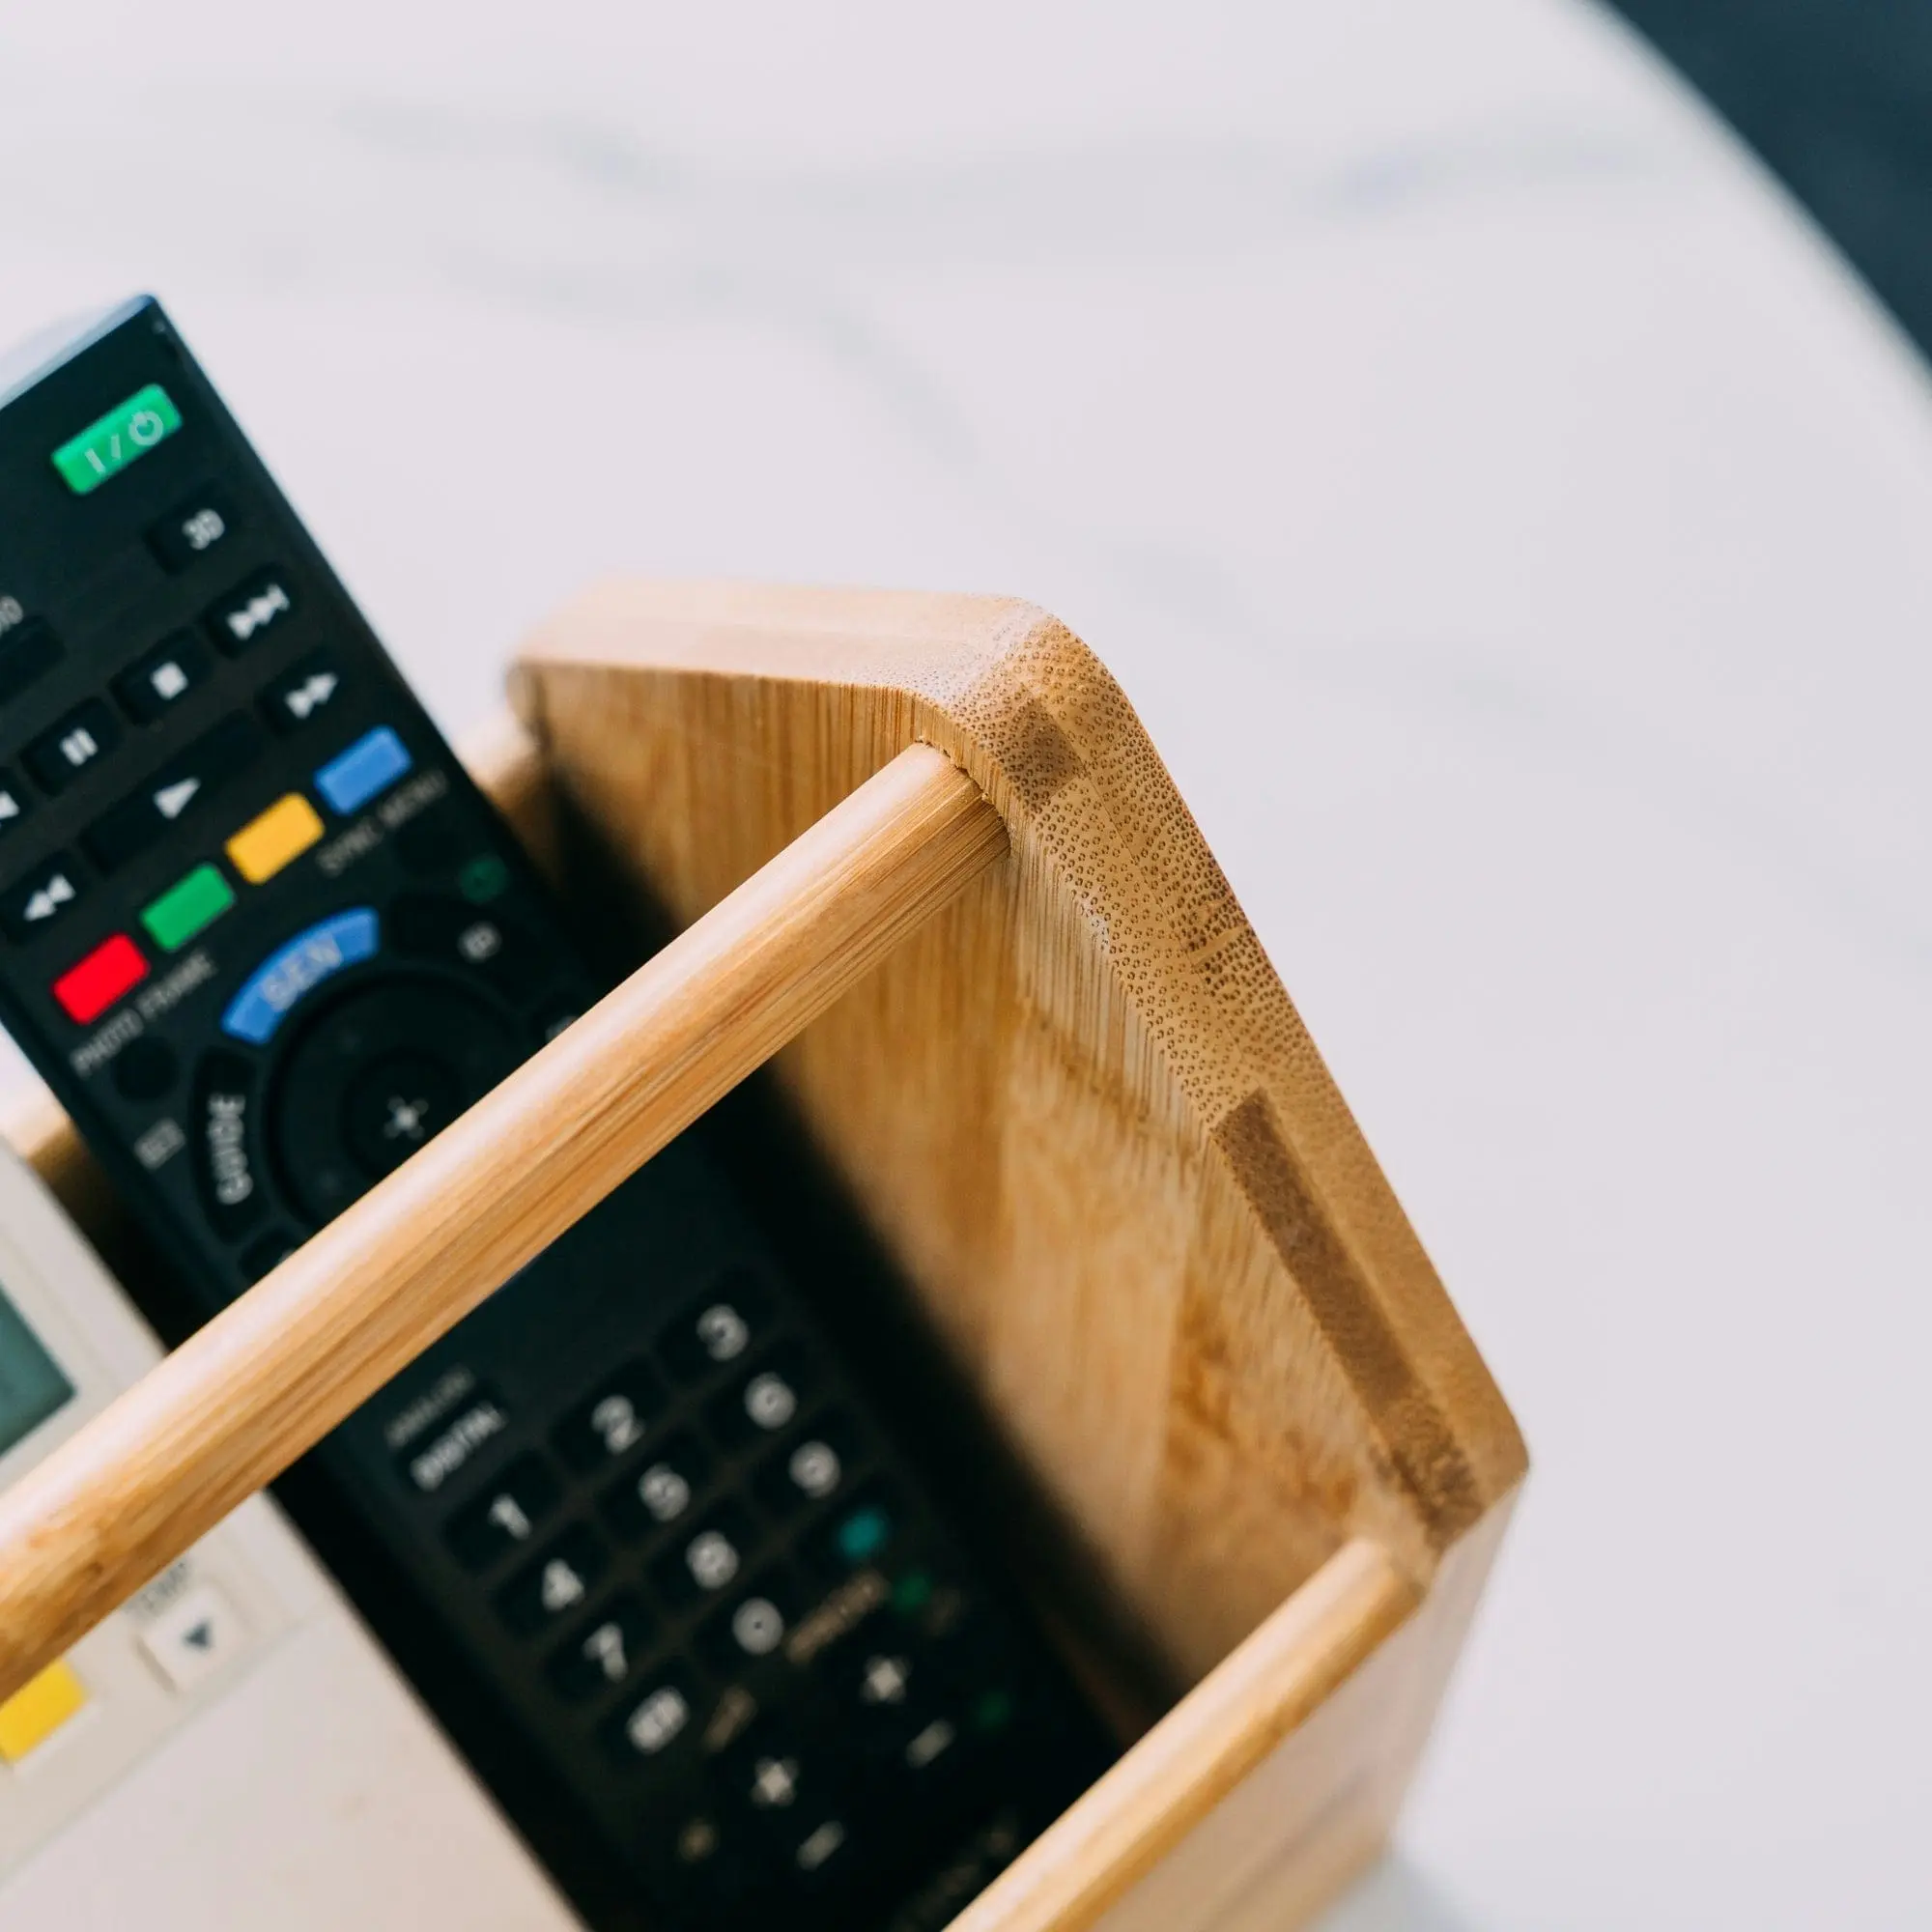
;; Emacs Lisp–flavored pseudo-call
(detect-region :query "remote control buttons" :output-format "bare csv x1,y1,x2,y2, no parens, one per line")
553,1363,664,1473
340,1048,466,1179
496,1525,611,1637
603,1663,700,1769
141,865,235,952
84,713,263,873
753,1410,859,1521
548,1594,653,1702
388,893,551,1003
650,1503,755,1608
696,1569,803,1672
25,700,119,794
399,1383,512,1494
0,771,30,836
445,1453,563,1570
804,1483,904,1580
224,791,323,885
601,1431,713,1541
643,1790,772,1918
190,1050,267,1240
1,856,84,943
705,1344,815,1450
221,909,379,1045
262,649,344,734
52,931,147,1024
315,725,412,815
206,568,296,654
659,1273,774,1384
0,619,63,706
268,979,519,1223
113,633,213,723
146,486,237,574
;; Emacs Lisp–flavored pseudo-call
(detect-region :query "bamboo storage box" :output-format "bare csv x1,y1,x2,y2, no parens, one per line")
2,582,1525,1932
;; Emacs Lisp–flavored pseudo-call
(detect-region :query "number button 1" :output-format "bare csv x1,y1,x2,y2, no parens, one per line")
553,1362,661,1472
443,1453,561,1570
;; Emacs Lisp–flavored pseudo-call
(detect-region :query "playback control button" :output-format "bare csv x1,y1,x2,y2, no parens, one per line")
192,1050,267,1241
262,649,345,735
0,857,83,942
83,713,263,874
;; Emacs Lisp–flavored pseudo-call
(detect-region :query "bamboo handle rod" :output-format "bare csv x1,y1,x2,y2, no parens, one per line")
0,744,1005,1699
948,1540,1416,1932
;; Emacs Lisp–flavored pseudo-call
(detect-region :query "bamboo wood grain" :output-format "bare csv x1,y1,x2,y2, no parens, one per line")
0,743,1004,1700
515,582,1530,1675
947,1539,1417,1932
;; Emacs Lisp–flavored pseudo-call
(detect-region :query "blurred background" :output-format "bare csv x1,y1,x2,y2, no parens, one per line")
2,3,1928,1927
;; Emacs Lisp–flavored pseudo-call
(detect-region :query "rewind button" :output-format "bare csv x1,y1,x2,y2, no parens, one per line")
0,857,83,942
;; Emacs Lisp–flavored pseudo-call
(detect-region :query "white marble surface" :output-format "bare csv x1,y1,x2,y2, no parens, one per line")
3,3,1929,1926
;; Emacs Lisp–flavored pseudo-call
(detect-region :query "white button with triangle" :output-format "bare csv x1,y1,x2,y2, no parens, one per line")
136,1581,247,1693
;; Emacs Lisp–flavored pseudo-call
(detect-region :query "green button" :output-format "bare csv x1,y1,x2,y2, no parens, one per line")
972,1689,1015,1734
892,1569,933,1615
141,865,235,952
458,854,510,903
51,384,183,497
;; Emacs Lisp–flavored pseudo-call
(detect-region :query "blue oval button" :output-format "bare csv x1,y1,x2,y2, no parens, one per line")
221,909,379,1045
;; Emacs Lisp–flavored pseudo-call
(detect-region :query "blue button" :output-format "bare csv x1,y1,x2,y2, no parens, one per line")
222,909,379,1045
836,1506,893,1565
315,727,412,815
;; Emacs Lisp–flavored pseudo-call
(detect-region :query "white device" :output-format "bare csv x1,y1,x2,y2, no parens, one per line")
0,1138,581,1930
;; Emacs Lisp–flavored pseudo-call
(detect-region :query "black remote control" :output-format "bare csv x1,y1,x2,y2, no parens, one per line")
0,298,1110,1929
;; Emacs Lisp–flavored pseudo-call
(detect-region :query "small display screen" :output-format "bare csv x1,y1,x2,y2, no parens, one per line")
0,1283,72,1459
51,383,182,496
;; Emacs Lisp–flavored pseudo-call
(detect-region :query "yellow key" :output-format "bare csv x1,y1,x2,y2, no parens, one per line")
0,1661,87,1762
226,793,324,884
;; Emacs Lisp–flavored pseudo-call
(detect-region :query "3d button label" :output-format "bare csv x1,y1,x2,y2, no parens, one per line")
53,932,149,1024
220,908,378,1044
316,726,412,815
225,792,324,884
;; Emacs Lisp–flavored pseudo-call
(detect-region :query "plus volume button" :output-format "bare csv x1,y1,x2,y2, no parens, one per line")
192,1050,269,1240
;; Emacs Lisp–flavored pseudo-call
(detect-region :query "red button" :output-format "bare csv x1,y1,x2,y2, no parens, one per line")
52,933,149,1025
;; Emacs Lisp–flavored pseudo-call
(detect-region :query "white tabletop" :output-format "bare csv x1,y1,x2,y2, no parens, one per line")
3,3,1928,1926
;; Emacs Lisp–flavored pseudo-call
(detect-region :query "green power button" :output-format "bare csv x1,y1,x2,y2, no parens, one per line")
51,384,182,496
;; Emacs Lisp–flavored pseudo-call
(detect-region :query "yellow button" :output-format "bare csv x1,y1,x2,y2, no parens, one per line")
225,793,324,884
0,1660,87,1762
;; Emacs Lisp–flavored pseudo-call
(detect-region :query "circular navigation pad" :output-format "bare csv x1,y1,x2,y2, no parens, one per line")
269,977,521,1225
